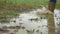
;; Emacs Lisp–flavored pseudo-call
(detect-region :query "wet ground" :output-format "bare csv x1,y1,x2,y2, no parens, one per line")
0,7,60,34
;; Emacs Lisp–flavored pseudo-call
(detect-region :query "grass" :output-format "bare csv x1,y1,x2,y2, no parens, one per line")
0,9,19,23
8,0,48,6
0,0,60,9
0,0,48,7
56,0,60,9
4,10,19,17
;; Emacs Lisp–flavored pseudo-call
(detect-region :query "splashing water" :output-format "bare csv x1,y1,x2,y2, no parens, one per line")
0,7,60,34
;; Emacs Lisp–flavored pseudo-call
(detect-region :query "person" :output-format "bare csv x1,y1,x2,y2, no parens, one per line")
48,0,57,12
48,0,57,34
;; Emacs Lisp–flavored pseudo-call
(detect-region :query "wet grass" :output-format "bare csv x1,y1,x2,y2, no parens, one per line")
4,10,19,17
0,9,19,23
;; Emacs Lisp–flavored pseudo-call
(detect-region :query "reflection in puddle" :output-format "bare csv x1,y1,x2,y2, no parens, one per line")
0,8,60,34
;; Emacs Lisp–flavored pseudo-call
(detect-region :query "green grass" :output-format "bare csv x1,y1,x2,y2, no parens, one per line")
0,0,60,9
0,0,48,7
0,9,19,23
0,0,59,9
56,0,60,9
8,0,48,6
4,10,19,17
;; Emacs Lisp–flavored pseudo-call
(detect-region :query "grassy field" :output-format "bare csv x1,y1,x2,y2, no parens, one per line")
0,0,60,9
7,0,48,6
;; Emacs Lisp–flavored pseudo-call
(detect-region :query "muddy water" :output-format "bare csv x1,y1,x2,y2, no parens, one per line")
15,10,48,34
0,7,60,34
